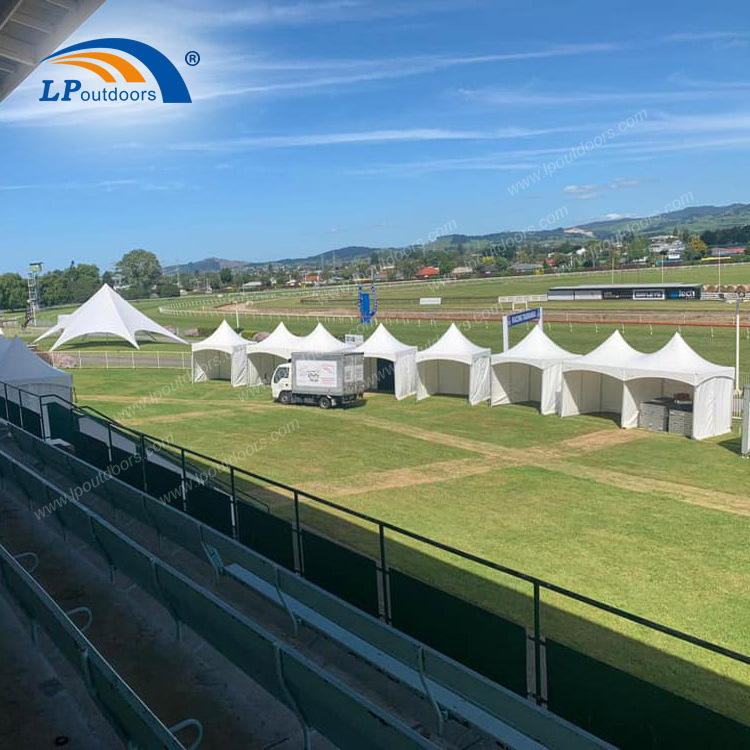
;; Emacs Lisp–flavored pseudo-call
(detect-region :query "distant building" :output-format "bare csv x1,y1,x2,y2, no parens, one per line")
711,247,745,258
511,262,543,274
242,281,263,290
303,274,323,284
451,266,473,277
415,266,440,279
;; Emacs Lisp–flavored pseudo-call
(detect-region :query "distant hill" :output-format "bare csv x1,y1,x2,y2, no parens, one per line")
162,203,750,273
163,256,248,275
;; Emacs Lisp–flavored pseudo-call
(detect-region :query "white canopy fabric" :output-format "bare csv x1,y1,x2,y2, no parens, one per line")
353,323,417,400
34,284,186,351
560,331,643,419
620,333,734,439
300,323,351,353
416,323,491,405
490,325,574,414
0,337,73,407
191,320,248,387
243,322,308,386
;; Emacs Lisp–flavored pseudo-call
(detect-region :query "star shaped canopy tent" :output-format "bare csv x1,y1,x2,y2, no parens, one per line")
34,284,186,351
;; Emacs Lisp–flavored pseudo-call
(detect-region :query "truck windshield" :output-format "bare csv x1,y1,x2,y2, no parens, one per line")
274,367,289,383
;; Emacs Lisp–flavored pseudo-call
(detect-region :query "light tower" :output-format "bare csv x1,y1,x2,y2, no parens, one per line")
25,261,42,327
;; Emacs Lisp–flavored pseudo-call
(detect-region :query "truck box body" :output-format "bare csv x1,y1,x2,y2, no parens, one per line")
290,351,365,397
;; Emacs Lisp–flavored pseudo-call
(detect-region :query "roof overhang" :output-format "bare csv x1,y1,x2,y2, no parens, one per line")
0,0,105,103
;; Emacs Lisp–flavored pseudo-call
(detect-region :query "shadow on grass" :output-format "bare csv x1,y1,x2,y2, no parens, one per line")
719,435,742,456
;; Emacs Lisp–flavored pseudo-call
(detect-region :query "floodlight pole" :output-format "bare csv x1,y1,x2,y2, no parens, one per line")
736,295,743,390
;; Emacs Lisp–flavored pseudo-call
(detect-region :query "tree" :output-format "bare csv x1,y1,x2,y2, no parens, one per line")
116,249,162,291
370,251,379,267
0,273,27,309
220,267,233,284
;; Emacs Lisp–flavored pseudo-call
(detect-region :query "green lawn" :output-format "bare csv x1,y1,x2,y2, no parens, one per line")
69,367,750,724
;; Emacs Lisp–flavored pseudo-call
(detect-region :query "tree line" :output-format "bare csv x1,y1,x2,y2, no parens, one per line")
0,249,179,311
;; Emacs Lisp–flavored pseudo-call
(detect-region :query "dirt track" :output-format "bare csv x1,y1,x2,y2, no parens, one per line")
215,301,748,328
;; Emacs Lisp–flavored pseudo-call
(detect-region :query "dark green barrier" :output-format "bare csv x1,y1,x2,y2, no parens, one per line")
236,501,295,570
144,461,183,507
6,400,21,427
186,484,233,537
546,640,750,749
110,446,144,490
389,570,527,696
20,407,43,438
301,530,379,616
48,402,75,443
72,431,111,470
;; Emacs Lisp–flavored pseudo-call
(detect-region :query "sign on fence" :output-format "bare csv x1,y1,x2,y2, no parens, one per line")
420,298,442,305
502,307,543,351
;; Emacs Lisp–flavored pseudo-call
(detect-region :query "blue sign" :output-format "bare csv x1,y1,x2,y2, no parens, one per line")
507,308,541,327
358,283,377,324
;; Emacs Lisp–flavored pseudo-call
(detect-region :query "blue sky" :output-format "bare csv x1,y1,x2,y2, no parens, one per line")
1,0,749,274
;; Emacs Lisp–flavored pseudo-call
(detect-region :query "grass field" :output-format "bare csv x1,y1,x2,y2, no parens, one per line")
69,367,750,725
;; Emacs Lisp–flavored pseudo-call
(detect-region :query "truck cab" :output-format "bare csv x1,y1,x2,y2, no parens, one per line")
271,363,292,404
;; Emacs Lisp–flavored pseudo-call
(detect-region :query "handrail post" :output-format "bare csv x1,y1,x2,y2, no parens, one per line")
229,465,238,539
293,490,304,575
106,422,114,465
139,435,148,493
180,448,188,511
533,581,543,706
17,388,24,430
38,394,46,440
3,383,9,422
379,523,391,623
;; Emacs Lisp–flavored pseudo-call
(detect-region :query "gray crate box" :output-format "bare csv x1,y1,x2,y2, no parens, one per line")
639,402,668,431
668,408,693,437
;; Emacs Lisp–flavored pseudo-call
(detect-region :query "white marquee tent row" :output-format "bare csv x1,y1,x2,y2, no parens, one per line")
191,318,734,438
560,330,734,440
191,321,355,388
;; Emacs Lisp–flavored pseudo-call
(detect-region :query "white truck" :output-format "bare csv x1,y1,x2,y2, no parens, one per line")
272,351,365,408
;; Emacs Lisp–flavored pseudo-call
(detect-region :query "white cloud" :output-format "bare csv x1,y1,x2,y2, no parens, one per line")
168,126,568,152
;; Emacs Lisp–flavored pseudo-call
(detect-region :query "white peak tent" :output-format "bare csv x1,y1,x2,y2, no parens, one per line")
243,322,308,386
621,333,733,439
490,325,574,414
353,323,417,400
300,322,351,353
560,331,732,439
560,331,642,419
191,320,248,387
242,321,353,386
416,323,491,405
34,284,186,351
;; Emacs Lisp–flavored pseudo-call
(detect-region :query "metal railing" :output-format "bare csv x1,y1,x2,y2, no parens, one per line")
5,379,748,720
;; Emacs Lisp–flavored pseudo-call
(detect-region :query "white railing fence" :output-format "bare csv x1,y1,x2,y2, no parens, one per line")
48,350,190,370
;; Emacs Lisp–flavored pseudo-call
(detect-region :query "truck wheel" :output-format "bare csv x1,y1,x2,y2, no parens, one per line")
278,391,292,405
318,396,332,409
